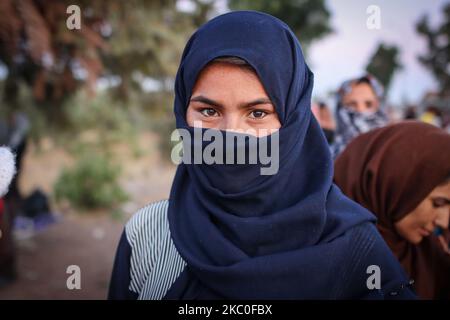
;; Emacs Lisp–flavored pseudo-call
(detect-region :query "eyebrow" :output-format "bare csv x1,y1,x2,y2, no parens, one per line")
190,95,273,110
432,197,450,204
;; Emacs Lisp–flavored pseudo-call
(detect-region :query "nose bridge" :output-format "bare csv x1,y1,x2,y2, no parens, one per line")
221,111,241,131
356,101,366,113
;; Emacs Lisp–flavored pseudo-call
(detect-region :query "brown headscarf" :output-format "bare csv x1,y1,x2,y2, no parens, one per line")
334,121,450,299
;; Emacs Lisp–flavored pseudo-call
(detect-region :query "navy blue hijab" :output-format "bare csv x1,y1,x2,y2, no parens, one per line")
165,11,380,299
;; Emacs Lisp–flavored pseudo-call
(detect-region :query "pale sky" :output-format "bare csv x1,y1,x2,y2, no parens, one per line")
309,0,449,106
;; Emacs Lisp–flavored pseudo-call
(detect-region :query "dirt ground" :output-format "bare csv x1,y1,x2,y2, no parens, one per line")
0,132,176,299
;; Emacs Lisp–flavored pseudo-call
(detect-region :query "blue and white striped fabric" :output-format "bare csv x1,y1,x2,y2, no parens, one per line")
125,200,186,300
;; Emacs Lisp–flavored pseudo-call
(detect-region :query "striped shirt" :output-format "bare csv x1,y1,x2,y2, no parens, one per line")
108,201,416,300
108,200,186,300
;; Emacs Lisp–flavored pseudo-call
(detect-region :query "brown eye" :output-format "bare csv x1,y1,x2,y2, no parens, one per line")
249,110,267,119
366,101,374,109
200,108,218,117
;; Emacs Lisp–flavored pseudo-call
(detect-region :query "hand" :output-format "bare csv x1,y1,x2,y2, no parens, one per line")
312,103,336,131
437,235,450,255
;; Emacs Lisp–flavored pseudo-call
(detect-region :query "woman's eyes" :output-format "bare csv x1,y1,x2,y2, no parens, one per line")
432,198,450,208
365,101,374,109
200,108,219,117
199,108,269,119
248,110,268,119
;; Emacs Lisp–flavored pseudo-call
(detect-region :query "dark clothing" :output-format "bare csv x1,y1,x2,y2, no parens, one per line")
108,231,138,300
335,121,450,299
322,128,335,144
109,201,416,299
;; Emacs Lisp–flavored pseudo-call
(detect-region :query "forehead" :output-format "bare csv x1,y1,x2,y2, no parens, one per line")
342,82,377,100
192,62,269,97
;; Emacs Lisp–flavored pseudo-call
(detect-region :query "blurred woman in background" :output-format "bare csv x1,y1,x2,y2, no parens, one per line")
334,121,450,299
331,74,388,158
311,101,336,144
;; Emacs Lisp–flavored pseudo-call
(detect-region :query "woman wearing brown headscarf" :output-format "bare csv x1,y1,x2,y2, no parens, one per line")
334,121,450,299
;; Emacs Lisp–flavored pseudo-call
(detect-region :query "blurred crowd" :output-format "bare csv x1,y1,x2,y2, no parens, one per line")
313,74,450,299
312,74,450,159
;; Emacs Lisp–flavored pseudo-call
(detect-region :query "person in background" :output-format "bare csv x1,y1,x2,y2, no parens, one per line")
0,111,30,206
420,106,443,128
331,74,388,159
442,112,450,133
334,121,450,299
311,101,336,144
403,105,418,120
0,111,29,287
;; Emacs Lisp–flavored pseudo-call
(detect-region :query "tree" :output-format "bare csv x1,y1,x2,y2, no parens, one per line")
100,0,219,100
228,0,332,51
0,0,216,114
365,43,402,94
416,3,450,95
0,0,107,104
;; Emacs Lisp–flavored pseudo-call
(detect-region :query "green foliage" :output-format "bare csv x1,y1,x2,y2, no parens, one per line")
416,3,450,94
228,0,332,50
54,152,128,210
101,0,215,99
63,91,137,141
365,43,402,94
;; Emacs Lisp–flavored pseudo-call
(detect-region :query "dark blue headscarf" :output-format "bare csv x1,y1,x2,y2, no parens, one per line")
165,11,408,299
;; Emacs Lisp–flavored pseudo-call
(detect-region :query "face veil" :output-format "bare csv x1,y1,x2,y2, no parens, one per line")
165,11,379,299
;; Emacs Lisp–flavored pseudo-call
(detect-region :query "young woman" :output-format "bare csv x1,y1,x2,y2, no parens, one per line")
108,11,415,300
331,75,388,158
334,121,450,299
